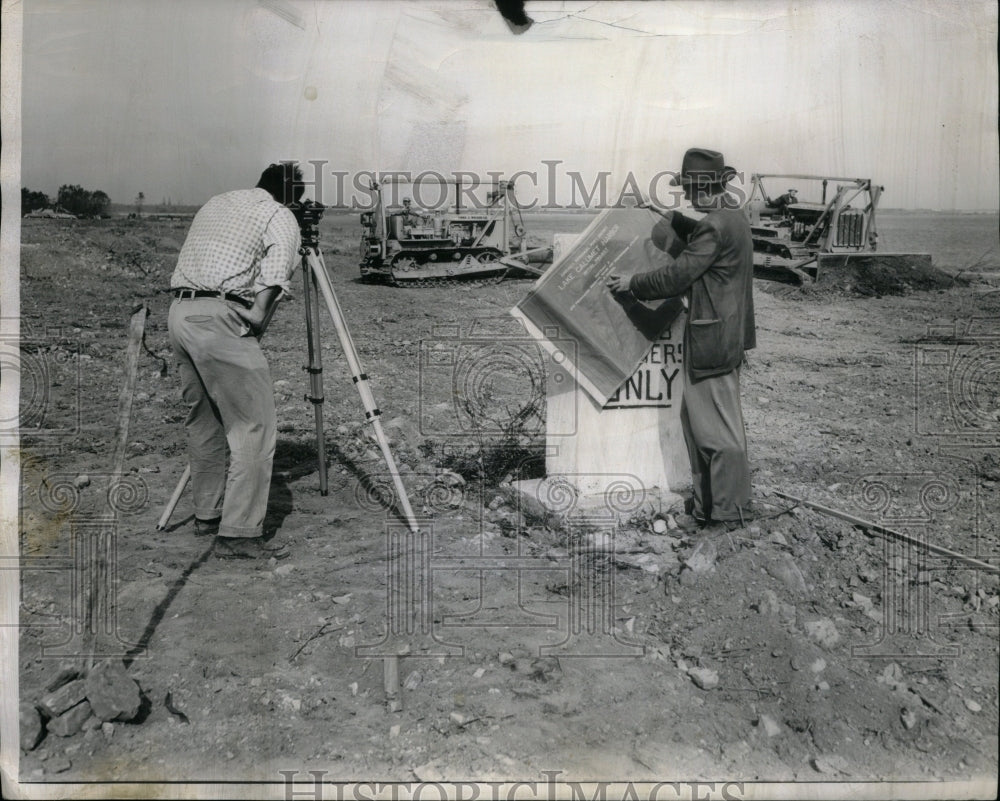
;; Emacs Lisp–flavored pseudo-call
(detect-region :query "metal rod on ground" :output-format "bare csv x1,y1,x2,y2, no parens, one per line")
384,654,401,713
88,304,148,670
774,490,999,574
301,256,329,495
154,298,282,530
303,248,420,534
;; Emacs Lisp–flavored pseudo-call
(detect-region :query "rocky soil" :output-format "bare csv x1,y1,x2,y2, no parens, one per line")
11,213,1000,796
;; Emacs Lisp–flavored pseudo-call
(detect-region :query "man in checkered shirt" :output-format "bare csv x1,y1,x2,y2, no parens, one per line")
168,163,303,558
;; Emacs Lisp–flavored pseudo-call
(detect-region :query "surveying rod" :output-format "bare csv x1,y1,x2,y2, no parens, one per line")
303,249,420,534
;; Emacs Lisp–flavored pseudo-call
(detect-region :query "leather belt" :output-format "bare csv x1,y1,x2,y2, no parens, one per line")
172,288,253,310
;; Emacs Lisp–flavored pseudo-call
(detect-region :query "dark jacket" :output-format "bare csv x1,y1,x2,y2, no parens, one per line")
629,208,756,380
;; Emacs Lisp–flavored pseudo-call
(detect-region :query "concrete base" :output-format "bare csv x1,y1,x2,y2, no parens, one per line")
507,477,684,528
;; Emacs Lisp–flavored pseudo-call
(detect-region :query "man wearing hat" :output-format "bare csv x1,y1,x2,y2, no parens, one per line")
771,188,798,216
607,148,756,530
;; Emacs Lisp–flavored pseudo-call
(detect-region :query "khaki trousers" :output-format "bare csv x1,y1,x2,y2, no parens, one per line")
167,299,276,538
680,365,752,523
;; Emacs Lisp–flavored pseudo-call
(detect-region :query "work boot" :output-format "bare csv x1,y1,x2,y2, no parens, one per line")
706,508,756,533
194,517,221,537
672,512,708,533
213,535,289,560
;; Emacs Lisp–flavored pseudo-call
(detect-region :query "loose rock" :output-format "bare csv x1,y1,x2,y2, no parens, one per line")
20,702,45,752
877,663,907,692
84,660,142,722
413,762,446,782
82,715,103,732
766,553,809,594
682,540,718,578
44,756,72,775
767,531,788,546
38,679,88,719
44,666,82,693
47,701,93,737
812,754,849,775
688,667,720,690
758,714,782,737
804,618,841,649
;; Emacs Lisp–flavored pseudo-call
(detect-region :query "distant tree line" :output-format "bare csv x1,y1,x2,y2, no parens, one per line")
21,187,51,214
21,184,111,217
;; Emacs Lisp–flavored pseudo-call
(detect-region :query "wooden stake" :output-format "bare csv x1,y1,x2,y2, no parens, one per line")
155,464,190,530
87,304,147,669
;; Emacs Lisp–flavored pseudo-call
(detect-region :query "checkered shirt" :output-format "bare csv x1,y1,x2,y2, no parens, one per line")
170,188,301,300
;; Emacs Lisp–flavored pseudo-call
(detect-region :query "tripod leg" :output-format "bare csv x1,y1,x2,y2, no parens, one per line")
304,249,420,534
302,258,329,495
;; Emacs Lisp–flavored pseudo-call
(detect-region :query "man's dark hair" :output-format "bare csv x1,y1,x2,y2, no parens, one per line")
256,162,305,207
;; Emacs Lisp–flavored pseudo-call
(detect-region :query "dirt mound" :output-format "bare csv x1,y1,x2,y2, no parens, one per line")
762,254,966,300
817,253,962,295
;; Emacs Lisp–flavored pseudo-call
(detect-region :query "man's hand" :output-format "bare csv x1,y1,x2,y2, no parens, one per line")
234,306,269,337
606,274,638,310
234,286,282,339
605,274,631,294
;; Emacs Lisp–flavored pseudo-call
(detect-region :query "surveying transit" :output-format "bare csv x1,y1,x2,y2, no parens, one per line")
157,194,420,535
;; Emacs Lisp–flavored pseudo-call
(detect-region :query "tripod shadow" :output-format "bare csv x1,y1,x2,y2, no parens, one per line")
263,438,302,535
325,438,420,529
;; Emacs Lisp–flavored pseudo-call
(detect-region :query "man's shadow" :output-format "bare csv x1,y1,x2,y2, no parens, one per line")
124,438,307,666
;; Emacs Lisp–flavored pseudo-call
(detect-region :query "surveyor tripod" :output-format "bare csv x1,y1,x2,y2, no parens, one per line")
156,203,419,534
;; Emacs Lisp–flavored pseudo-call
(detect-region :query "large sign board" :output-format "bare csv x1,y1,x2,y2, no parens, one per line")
510,206,684,406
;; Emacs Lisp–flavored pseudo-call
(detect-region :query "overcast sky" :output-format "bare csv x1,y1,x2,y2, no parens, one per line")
14,0,1000,210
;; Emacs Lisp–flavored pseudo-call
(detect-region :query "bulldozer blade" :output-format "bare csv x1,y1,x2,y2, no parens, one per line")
499,256,546,276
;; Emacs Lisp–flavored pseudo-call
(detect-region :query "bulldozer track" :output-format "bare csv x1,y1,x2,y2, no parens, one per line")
388,271,509,288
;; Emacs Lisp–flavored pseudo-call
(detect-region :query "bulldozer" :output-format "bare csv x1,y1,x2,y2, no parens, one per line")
745,173,892,283
359,175,546,286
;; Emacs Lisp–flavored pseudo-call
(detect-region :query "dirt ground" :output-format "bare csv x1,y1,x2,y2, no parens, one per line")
11,212,1000,795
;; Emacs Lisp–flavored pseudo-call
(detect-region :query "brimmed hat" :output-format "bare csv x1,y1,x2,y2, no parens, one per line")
670,148,737,187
